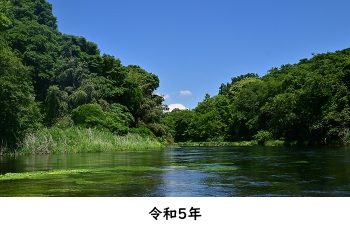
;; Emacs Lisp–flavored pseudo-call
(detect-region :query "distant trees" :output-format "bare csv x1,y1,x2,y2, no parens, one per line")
165,49,350,145
2,0,350,149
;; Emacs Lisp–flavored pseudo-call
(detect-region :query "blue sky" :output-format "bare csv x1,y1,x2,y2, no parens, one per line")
47,0,350,110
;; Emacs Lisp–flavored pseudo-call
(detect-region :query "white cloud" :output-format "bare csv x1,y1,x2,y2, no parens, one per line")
167,103,187,112
155,92,171,101
179,90,192,97
163,94,170,100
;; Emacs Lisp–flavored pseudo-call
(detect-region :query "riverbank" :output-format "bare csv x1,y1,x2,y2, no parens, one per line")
176,140,285,147
1,127,165,156
177,139,349,147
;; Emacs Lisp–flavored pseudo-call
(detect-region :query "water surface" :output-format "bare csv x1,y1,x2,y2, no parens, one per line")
1,146,350,196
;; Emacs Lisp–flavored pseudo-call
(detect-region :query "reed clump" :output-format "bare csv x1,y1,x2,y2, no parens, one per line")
18,127,165,155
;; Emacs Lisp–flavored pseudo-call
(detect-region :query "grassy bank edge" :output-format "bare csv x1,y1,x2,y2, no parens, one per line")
1,126,165,156
176,139,350,147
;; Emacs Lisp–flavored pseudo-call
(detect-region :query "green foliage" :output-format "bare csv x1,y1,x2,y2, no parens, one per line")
0,41,42,149
228,75,260,99
45,85,68,125
19,127,164,155
170,48,350,146
164,94,232,143
126,65,164,125
193,94,230,141
10,0,57,29
0,0,171,151
72,104,105,129
0,0,12,31
71,103,129,135
130,126,153,137
107,103,134,126
343,130,350,145
219,73,259,95
54,116,74,129
164,109,195,142
253,131,273,145
54,57,89,89
5,19,60,100
5,0,350,150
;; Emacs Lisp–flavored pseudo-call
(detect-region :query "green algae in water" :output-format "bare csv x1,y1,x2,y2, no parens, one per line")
0,166,165,196
0,166,165,181
0,169,93,181
181,163,238,172
291,161,309,164
197,164,238,172
2,146,350,197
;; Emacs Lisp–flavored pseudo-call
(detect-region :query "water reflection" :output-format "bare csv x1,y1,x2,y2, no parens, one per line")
1,146,350,196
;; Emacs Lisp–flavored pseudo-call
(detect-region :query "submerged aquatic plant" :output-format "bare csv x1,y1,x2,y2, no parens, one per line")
0,166,166,181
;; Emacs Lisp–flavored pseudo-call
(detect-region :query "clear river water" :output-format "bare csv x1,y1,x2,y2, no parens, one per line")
1,146,350,196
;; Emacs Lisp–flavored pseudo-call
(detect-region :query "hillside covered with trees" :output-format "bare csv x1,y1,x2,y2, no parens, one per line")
164,50,350,146
1,0,350,154
0,0,171,153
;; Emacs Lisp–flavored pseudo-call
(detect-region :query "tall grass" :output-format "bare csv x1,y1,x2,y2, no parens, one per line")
18,127,165,155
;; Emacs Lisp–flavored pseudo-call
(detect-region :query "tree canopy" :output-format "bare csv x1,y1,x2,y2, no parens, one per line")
2,0,350,150
0,0,170,150
164,49,350,146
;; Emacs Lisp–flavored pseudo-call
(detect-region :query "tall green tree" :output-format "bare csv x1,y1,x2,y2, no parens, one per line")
0,42,42,149
126,65,168,136
0,0,12,31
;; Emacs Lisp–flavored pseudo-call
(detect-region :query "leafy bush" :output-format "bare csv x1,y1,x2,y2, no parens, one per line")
104,112,129,135
342,129,350,145
129,126,153,137
54,116,74,128
72,104,105,129
72,103,129,134
253,130,273,145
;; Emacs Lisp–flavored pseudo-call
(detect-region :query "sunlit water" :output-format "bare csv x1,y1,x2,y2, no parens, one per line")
1,146,350,196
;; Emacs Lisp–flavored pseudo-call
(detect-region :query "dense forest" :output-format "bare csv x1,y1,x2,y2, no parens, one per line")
164,52,350,146
0,0,171,153
1,0,350,155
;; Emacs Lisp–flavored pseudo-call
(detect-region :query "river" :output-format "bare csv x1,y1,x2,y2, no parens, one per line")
1,146,350,196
